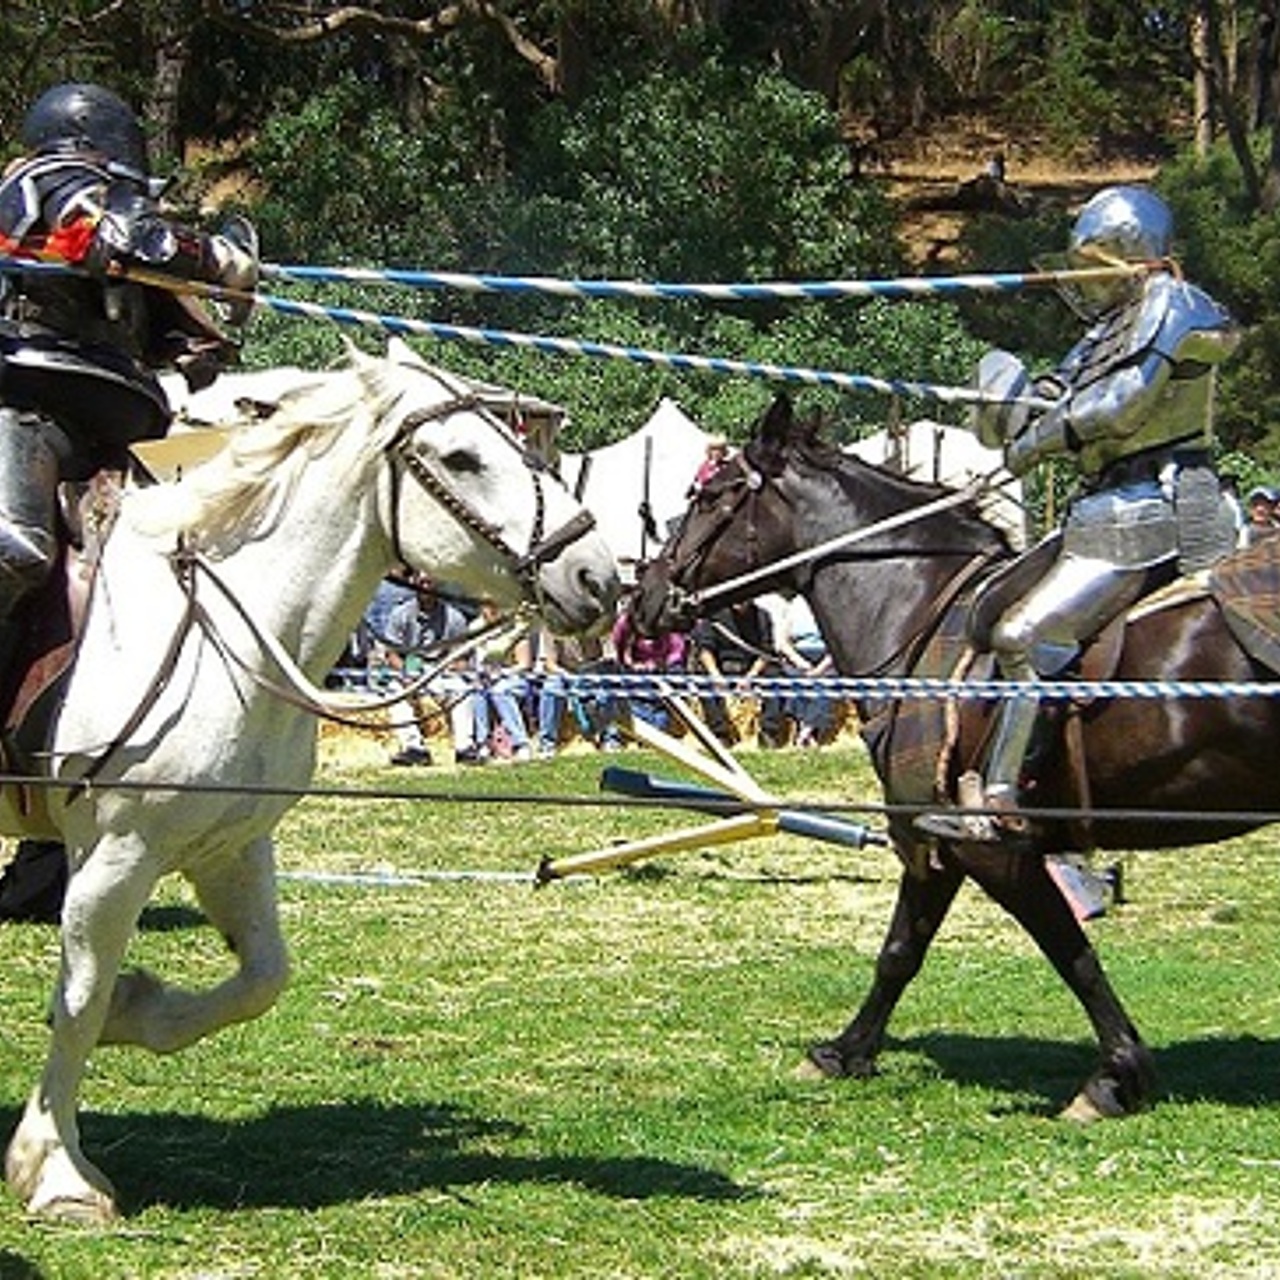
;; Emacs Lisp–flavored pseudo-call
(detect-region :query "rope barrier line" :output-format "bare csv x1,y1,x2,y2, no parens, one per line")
529,671,1280,701
259,261,1153,304
7,767,1280,829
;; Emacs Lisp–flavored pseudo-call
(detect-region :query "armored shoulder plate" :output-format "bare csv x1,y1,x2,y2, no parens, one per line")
1150,277,1240,366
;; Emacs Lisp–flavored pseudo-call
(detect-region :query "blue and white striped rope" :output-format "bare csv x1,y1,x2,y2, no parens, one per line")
0,255,1093,406
260,261,1148,303
261,291,1038,403
541,672,1280,701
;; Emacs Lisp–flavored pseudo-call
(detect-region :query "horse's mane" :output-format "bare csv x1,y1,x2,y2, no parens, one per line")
129,355,404,556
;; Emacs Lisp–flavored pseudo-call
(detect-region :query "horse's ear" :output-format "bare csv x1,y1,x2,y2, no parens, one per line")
387,336,431,370
758,393,794,445
340,336,373,371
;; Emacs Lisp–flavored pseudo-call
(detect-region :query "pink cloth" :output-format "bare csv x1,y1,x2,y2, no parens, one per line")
611,612,688,671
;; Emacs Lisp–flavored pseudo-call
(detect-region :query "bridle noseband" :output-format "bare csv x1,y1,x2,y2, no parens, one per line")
388,392,597,594
660,461,773,620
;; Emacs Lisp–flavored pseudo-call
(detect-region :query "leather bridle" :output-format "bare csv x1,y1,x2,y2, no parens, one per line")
657,461,773,623
386,391,597,596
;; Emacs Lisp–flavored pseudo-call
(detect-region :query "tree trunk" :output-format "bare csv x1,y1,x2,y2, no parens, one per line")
1259,1,1280,210
146,14,191,167
1193,6,1214,155
1205,0,1262,207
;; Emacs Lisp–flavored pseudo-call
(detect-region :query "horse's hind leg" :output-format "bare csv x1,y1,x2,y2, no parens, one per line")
7,833,157,1222
98,836,290,1053
963,847,1155,1118
806,860,965,1078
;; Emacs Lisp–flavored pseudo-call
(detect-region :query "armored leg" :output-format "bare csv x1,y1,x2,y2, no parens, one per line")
0,408,66,622
918,552,1148,845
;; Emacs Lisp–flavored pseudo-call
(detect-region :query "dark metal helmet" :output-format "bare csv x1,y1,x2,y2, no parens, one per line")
1064,185,1173,316
21,82,149,182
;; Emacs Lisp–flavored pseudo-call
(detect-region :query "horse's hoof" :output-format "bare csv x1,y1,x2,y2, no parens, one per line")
27,1188,117,1225
1059,1091,1107,1124
802,1042,879,1080
791,1057,829,1082
803,1042,848,1079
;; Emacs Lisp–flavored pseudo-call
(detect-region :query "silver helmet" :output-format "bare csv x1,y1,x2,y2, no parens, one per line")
1063,185,1173,316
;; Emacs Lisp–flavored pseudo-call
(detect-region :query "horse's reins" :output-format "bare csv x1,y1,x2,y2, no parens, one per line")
672,469,997,613
179,555,530,727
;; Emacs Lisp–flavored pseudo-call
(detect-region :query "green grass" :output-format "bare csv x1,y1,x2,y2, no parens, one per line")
3,741,1280,1277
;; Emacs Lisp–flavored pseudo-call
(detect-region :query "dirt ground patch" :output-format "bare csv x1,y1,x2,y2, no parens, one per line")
878,118,1160,265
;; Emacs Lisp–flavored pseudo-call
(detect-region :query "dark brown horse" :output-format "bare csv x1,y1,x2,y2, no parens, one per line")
632,393,1280,1119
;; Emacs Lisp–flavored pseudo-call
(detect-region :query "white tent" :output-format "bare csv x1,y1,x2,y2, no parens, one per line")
559,397,713,569
846,419,1026,550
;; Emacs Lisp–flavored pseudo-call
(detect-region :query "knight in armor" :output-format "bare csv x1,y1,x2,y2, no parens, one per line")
0,81,258,631
918,185,1241,845
0,83,258,921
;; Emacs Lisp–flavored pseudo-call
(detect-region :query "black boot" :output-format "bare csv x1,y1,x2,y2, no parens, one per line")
0,839,67,923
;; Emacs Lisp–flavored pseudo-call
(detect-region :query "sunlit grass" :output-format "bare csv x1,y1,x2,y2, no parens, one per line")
2,740,1280,1276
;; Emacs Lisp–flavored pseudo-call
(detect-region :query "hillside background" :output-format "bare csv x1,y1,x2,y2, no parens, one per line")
5,2,1280,489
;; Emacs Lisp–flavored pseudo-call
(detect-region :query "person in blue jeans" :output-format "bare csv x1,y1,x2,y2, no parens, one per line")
774,594,837,746
531,626,573,757
472,601,534,762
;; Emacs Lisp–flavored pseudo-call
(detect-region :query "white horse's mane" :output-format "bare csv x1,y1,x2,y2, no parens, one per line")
129,353,405,556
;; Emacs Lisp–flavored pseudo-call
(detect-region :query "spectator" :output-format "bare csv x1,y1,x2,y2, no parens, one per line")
687,434,730,497
692,598,787,748
381,576,477,766
610,597,690,735
345,572,417,689
568,632,625,751
773,594,837,747
531,627,605,758
1218,474,1247,548
472,601,534,763
1246,486,1278,542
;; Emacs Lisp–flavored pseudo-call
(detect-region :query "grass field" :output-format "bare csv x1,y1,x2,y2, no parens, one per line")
2,737,1280,1278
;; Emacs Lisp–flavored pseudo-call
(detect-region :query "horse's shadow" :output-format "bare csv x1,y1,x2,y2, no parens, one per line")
8,1098,753,1214
891,1030,1280,1111
0,1251,43,1280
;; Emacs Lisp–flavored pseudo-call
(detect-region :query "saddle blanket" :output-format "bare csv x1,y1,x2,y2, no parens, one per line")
1208,532,1280,674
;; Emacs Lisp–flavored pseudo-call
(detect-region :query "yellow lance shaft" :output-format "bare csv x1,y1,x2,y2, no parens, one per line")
535,812,773,884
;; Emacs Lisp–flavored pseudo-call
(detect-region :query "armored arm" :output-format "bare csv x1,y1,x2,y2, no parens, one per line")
90,188,258,320
1005,276,1239,476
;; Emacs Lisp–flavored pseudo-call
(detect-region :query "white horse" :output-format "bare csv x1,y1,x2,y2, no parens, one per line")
3,342,619,1223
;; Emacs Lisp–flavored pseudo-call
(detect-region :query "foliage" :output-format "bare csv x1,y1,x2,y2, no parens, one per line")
9,3,1280,455
1158,138,1280,466
952,209,1078,364
244,60,982,445
998,3,1189,154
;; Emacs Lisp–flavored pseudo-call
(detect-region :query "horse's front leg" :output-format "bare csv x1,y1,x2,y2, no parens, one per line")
962,846,1155,1118
6,833,157,1223
98,835,290,1053
806,855,965,1078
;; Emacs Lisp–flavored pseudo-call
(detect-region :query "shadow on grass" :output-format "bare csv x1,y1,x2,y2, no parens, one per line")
890,1030,1280,1111
137,903,207,932
0,1250,45,1280
57,1099,755,1214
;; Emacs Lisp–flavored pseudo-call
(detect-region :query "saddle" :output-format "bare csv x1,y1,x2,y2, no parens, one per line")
0,473,118,778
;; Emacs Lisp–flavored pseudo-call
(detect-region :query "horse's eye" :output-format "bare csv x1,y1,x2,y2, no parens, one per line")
440,448,482,474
